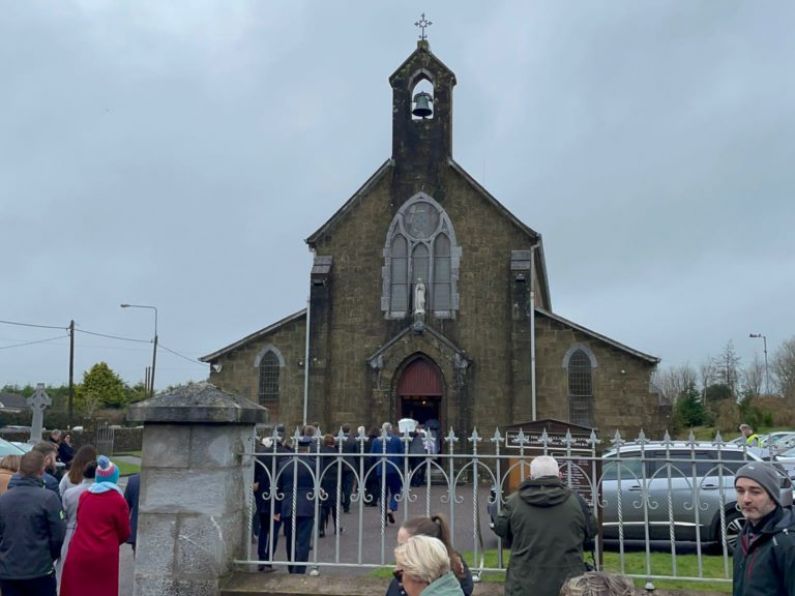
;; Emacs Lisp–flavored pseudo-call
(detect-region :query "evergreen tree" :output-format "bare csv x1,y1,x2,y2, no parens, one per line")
675,384,708,428
77,362,127,411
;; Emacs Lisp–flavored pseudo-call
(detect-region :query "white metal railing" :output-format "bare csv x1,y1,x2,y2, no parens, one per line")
235,427,770,588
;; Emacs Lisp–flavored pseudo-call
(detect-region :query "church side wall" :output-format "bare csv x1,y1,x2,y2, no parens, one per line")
534,314,666,438
207,317,307,427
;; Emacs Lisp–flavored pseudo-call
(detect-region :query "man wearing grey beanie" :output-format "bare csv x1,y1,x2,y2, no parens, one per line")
732,462,795,595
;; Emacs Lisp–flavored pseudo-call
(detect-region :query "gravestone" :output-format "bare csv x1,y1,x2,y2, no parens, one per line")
26,383,51,445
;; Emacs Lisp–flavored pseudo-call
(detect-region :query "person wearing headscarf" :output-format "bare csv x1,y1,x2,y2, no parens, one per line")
59,456,130,596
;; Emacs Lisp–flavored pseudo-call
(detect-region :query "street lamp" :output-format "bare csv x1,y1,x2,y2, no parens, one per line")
749,333,769,396
121,304,158,397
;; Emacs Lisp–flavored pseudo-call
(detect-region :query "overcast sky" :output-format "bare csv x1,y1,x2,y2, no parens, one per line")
2,1,793,391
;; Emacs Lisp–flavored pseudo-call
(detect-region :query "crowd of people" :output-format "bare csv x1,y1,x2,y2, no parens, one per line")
252,420,443,574
2,421,792,596
0,431,139,596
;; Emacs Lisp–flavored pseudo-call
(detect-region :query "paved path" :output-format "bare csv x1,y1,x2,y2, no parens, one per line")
117,484,497,591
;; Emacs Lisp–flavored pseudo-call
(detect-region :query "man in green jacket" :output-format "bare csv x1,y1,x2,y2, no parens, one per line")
733,462,795,596
493,455,595,596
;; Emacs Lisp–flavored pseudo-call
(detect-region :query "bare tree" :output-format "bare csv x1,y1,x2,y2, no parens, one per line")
772,337,795,399
655,364,698,403
699,358,716,403
713,340,741,399
742,353,765,399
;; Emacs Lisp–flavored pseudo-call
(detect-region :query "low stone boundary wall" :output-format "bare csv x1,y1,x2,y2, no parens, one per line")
220,573,725,596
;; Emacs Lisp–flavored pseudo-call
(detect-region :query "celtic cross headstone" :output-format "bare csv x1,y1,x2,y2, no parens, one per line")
26,383,51,445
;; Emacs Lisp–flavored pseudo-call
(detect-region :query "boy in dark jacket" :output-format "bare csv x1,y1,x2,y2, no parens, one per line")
733,462,795,596
0,450,65,596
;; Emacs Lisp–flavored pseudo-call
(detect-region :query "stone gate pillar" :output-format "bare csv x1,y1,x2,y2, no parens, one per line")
127,382,267,596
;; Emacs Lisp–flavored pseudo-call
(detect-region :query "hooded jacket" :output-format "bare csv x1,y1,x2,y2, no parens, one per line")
0,475,65,580
733,505,795,596
421,570,465,596
493,477,592,596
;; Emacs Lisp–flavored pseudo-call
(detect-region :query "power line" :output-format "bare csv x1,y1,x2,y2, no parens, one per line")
74,328,151,344
0,319,68,331
158,343,207,367
0,334,68,351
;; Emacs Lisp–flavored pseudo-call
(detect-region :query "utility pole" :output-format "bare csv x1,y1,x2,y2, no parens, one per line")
68,320,75,428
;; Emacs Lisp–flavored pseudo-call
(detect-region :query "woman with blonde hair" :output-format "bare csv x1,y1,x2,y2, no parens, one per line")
387,515,473,596
394,535,464,596
0,454,21,495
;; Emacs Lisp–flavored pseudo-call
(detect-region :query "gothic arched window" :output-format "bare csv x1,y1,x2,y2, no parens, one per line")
390,235,409,312
566,348,594,427
433,234,451,311
381,193,461,319
258,351,280,407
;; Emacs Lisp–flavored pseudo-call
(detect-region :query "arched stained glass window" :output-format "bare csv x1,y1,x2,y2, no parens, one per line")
390,235,409,313
433,234,451,311
381,193,460,319
567,349,593,427
258,351,280,407
412,244,429,287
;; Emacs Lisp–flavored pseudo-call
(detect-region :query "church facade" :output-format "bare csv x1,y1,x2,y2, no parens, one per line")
201,40,669,438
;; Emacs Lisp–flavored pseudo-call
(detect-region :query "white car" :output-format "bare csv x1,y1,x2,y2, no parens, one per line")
765,432,795,453
774,445,795,478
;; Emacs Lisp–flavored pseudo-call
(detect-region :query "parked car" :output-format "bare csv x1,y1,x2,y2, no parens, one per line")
764,432,795,453
774,445,795,478
601,442,793,550
0,438,27,457
487,442,792,551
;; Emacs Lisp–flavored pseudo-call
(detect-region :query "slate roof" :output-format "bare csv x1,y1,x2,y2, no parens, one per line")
535,307,660,364
199,309,307,363
0,392,28,411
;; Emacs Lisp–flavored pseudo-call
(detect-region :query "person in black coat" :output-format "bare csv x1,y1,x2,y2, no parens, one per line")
254,436,289,572
123,473,140,554
58,433,75,471
275,436,316,574
0,451,65,596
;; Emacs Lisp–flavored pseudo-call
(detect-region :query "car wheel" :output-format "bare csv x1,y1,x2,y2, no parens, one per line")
713,509,744,552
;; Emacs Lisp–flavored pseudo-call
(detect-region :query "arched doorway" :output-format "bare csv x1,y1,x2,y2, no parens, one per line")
396,357,443,427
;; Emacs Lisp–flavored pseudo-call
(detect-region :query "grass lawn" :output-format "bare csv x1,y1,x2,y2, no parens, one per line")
374,549,733,593
114,450,143,458
116,460,140,477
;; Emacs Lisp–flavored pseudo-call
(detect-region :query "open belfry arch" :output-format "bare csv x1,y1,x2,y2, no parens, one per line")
202,24,668,438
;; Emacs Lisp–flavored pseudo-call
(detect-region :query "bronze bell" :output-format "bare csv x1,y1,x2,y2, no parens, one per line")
412,92,433,118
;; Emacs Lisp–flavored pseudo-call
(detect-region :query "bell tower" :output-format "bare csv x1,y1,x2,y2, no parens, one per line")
389,39,457,171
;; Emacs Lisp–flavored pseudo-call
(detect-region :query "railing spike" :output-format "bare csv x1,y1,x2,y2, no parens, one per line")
563,428,573,447
539,428,550,447
491,427,503,443
611,429,624,448
662,429,672,445
588,429,601,446
687,429,697,446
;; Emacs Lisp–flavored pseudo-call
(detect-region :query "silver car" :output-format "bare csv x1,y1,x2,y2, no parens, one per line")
601,442,767,550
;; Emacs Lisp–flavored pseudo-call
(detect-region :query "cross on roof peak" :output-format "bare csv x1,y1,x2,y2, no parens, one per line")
414,13,432,41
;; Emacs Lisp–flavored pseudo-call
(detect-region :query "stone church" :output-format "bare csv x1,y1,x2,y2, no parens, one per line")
201,40,668,437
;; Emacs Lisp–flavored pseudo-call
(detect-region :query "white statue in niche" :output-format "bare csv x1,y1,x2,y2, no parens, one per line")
414,279,426,316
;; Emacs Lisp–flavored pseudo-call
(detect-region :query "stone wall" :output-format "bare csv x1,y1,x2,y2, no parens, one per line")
209,314,306,427
534,312,667,438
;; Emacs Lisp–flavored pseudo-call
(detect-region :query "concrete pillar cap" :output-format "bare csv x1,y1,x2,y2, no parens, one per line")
127,382,267,425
